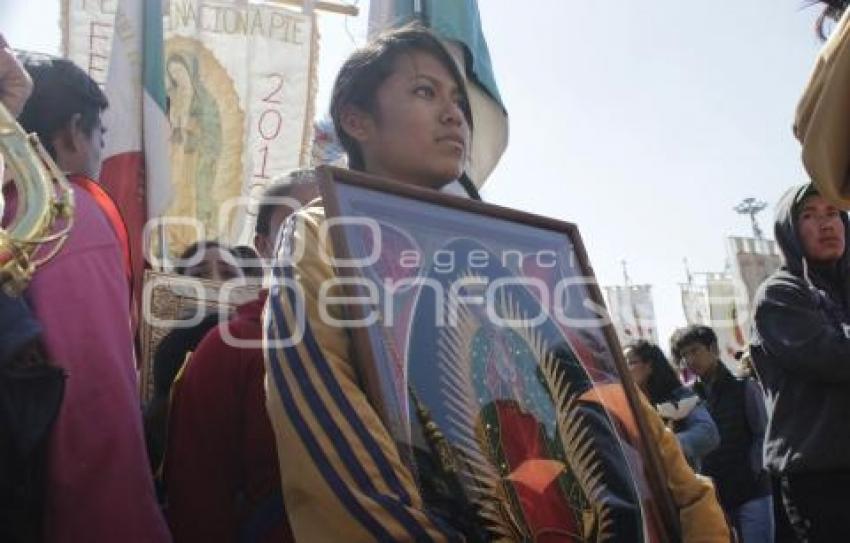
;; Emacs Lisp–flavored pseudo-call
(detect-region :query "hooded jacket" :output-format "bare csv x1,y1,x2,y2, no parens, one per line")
750,183,850,474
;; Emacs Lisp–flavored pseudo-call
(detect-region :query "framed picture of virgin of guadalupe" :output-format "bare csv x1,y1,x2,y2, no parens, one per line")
318,166,679,542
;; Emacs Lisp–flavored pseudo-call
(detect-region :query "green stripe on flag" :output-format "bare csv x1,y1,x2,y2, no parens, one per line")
389,0,504,110
143,0,167,110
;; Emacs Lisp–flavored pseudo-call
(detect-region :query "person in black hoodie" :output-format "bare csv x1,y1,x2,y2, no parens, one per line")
750,183,850,542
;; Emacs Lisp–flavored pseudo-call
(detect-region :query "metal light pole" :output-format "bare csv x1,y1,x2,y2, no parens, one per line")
734,197,768,239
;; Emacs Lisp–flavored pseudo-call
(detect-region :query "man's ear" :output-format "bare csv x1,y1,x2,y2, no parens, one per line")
51,113,82,157
49,123,81,171
338,104,372,144
67,113,88,151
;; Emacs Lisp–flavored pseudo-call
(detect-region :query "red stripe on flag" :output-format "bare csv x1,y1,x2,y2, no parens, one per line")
100,151,147,327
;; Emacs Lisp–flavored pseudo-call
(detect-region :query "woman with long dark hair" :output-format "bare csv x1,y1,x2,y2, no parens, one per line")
625,339,719,470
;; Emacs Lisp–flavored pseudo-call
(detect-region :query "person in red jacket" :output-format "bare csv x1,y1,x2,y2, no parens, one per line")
163,174,316,543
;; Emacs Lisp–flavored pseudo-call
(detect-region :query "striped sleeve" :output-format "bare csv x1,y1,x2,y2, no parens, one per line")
263,205,462,543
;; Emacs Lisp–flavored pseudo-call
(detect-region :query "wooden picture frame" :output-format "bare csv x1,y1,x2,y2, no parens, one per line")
138,270,261,403
317,166,679,542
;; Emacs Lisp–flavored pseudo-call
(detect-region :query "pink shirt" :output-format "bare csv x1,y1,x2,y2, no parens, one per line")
6,184,169,541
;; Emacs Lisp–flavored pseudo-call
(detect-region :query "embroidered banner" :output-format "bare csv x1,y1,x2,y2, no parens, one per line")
727,236,782,306
680,283,710,326
61,0,318,253
604,284,658,346
705,273,748,370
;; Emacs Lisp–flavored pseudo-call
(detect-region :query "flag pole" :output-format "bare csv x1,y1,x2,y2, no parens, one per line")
273,0,358,16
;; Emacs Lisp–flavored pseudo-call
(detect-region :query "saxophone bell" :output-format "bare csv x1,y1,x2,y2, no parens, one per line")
0,101,75,295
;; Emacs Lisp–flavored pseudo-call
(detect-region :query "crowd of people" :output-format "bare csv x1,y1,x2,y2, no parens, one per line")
2,1,850,542
622,168,850,543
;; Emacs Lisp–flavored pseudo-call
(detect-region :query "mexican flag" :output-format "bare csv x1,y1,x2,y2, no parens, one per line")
368,0,508,188
100,0,172,285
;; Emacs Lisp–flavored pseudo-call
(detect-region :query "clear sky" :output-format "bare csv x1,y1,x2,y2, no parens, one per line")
3,0,827,345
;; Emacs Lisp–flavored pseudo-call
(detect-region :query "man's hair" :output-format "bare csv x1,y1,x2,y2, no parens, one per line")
670,325,718,361
329,24,473,171
791,184,821,224
255,169,317,237
625,339,683,404
15,51,108,160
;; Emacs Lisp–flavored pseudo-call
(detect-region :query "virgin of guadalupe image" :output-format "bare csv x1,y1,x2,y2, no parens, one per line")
404,238,646,542
166,52,222,231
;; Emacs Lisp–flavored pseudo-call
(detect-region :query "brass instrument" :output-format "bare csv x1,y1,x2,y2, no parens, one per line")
0,101,74,295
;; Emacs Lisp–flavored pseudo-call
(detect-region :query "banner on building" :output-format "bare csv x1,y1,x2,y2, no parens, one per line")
62,0,318,253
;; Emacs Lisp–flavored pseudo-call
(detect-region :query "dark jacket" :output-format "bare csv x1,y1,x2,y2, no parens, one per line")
1,291,65,542
750,184,850,474
695,363,770,509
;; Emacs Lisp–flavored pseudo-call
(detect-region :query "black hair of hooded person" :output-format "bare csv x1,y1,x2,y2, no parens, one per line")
670,325,719,360
329,23,474,172
15,51,108,161
625,339,683,404
255,169,317,237
789,183,821,226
